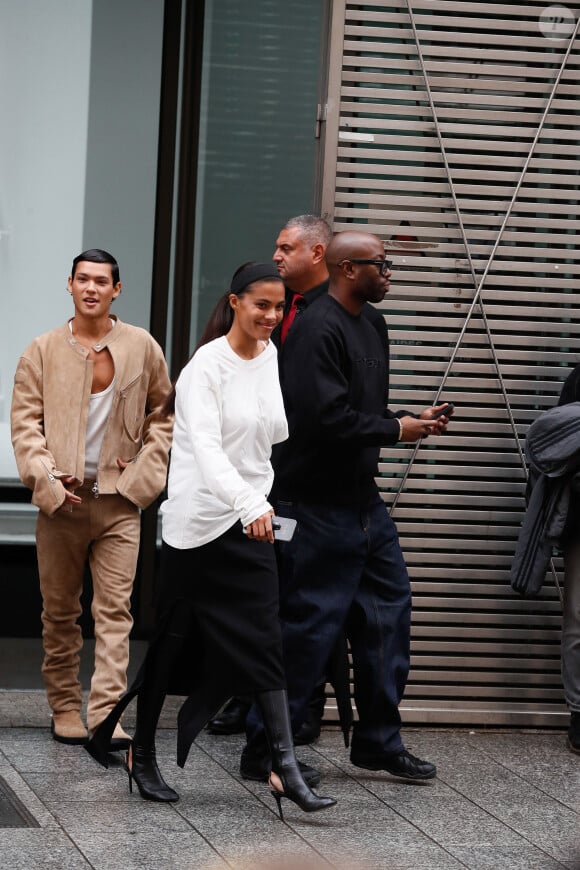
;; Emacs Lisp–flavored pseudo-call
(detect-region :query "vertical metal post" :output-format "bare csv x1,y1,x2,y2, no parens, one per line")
137,0,205,635
149,0,183,351
170,0,205,379
319,0,347,225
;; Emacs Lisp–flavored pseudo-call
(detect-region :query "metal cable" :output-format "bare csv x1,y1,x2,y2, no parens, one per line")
389,3,579,602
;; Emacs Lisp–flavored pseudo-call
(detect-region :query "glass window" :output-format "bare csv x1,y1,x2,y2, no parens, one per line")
0,0,163,482
191,0,325,340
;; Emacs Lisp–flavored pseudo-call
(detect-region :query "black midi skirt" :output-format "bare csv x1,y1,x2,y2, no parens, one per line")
159,520,286,696
88,521,287,768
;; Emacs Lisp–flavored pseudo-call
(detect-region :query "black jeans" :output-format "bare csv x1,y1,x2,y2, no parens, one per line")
246,495,412,756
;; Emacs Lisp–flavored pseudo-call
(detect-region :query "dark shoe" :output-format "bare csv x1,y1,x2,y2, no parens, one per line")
51,712,88,746
126,744,179,803
351,748,437,780
293,712,322,746
240,750,321,787
568,711,580,754
206,697,251,735
293,683,325,746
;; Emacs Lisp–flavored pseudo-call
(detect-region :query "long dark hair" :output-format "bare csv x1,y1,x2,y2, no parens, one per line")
160,262,279,418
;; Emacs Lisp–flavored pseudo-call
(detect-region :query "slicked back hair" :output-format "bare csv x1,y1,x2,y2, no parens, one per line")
71,249,120,285
284,215,332,249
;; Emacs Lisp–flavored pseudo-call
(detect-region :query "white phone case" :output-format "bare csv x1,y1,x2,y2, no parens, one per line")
272,515,297,541
242,516,297,540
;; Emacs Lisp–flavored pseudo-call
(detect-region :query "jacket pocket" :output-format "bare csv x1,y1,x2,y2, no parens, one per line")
120,373,145,444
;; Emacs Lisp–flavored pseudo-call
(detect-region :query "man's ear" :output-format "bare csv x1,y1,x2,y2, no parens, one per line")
342,260,356,279
311,243,325,265
112,282,122,299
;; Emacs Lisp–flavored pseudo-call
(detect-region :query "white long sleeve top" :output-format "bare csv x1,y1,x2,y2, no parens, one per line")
160,335,288,549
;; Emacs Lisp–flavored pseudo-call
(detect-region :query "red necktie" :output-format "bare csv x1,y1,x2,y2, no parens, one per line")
280,293,304,344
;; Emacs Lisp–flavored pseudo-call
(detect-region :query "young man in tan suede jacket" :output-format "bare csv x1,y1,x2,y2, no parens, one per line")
11,249,173,748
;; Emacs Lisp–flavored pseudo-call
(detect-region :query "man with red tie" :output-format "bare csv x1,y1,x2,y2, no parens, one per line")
272,214,333,347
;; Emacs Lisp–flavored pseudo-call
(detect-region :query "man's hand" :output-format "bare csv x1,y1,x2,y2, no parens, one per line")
60,476,82,510
245,510,275,543
399,404,453,441
420,403,453,434
398,416,438,442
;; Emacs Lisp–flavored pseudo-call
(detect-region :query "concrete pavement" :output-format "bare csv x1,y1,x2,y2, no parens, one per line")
0,691,579,869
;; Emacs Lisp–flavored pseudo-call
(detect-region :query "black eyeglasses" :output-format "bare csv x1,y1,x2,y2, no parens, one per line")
337,258,392,276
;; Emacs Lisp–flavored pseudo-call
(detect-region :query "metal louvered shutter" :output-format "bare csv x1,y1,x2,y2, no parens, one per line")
320,0,580,726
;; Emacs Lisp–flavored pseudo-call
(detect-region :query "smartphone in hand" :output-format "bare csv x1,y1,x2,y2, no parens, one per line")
271,516,297,541
243,515,298,541
433,403,454,419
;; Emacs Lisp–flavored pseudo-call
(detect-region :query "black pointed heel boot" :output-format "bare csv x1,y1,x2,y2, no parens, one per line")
124,625,188,802
256,689,336,820
126,744,179,802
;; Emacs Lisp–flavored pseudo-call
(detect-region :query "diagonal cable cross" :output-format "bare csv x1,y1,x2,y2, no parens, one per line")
390,3,578,490
388,4,579,599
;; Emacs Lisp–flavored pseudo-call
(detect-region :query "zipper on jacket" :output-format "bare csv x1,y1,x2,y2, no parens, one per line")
47,471,62,508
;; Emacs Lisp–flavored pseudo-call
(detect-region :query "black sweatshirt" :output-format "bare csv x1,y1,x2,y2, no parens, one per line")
272,293,401,506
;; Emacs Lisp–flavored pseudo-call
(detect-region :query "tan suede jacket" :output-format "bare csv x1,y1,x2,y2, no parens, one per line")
11,316,173,516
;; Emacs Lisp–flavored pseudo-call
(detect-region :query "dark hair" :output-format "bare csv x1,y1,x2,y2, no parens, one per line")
71,249,120,285
195,292,237,352
160,262,282,418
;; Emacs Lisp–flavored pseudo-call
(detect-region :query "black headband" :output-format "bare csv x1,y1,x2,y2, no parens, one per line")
230,263,282,295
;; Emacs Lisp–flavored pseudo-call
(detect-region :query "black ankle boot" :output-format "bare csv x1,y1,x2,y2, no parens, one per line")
126,744,179,802
256,689,336,820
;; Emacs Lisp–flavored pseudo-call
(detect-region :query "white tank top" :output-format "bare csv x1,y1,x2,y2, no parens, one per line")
84,378,116,478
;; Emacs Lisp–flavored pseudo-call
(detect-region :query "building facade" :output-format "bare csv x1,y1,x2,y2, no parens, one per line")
2,0,580,725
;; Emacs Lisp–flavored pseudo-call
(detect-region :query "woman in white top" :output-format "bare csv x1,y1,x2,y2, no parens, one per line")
87,262,336,820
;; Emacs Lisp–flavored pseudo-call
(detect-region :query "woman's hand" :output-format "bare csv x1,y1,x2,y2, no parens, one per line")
245,510,275,543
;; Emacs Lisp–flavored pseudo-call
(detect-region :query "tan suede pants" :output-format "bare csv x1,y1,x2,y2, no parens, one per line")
36,481,140,732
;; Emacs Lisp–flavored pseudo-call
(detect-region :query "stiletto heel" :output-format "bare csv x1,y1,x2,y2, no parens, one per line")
125,743,179,803
270,784,284,821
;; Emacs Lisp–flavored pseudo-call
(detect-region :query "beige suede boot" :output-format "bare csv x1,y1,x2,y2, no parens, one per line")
51,710,88,745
